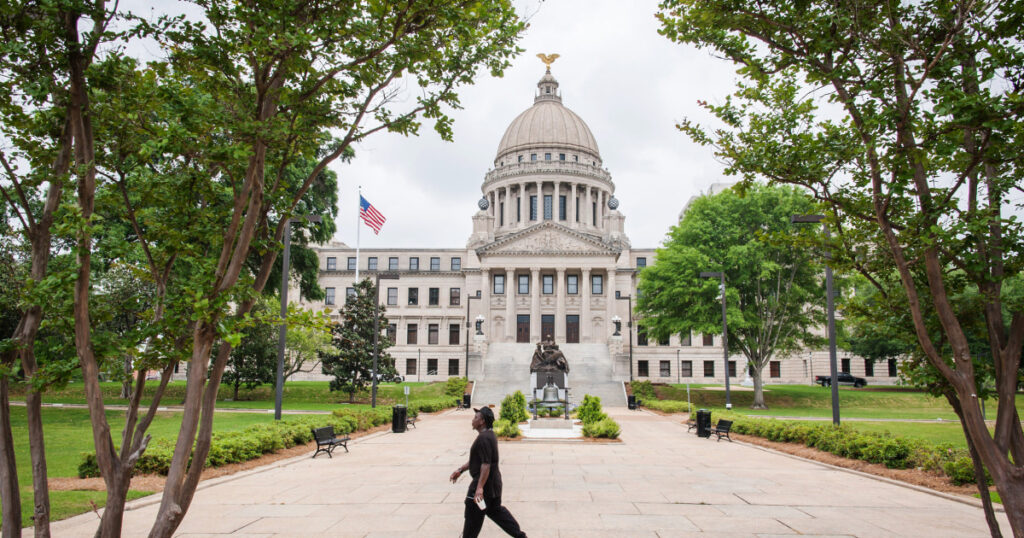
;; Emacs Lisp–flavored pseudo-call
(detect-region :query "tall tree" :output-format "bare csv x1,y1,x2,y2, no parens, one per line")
224,296,278,401
636,184,823,409
659,1,1024,533
320,279,396,402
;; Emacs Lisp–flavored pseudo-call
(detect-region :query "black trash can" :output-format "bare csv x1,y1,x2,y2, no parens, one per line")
627,394,637,410
463,394,471,409
392,405,407,433
696,409,711,438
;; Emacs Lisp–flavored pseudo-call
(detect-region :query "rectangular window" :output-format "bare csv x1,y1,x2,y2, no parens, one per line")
368,257,378,270
637,328,648,346
636,257,647,268
638,360,649,377
864,359,874,377
347,257,356,270
888,358,898,377
345,287,356,301
658,334,670,346
448,359,460,376
428,287,439,306
408,288,419,305
542,275,553,294
387,323,397,343
389,257,399,270
530,153,537,161
325,287,336,305
386,287,398,305
326,257,336,270
591,274,603,295
770,361,781,378
680,360,693,377
530,196,537,220
575,197,580,222
729,360,737,377
450,288,460,306
593,202,597,225
567,275,578,294
660,360,671,377
451,257,461,271
407,324,418,345
427,358,438,375
517,200,521,222
680,331,691,346
703,333,714,346
500,202,504,226
449,324,460,345
559,195,566,220
517,155,523,163
409,257,419,271
430,257,440,271
544,152,551,160
704,360,715,377
559,153,565,161
518,274,529,294
428,324,439,345
493,274,505,294
841,358,851,374
543,194,553,220
406,358,417,376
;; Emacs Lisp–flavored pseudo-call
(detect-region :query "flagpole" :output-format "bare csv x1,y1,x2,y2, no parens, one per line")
355,185,361,284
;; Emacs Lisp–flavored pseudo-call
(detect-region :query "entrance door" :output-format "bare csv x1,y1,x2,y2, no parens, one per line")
516,315,530,343
541,315,555,341
566,315,579,343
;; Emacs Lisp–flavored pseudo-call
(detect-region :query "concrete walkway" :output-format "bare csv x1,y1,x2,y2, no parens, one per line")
41,408,1012,537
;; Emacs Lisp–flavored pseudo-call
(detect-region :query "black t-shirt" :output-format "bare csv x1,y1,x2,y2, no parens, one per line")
467,428,502,499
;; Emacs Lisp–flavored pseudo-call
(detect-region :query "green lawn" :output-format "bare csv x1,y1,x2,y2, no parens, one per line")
659,383,1023,420
5,407,322,527
842,421,991,449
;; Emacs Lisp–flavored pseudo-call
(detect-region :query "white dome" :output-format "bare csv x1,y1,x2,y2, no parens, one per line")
496,100,601,159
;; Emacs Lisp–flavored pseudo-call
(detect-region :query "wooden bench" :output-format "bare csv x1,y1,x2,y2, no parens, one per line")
311,426,349,458
710,419,733,442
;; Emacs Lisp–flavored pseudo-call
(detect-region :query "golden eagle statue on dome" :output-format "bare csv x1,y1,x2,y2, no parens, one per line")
536,53,559,72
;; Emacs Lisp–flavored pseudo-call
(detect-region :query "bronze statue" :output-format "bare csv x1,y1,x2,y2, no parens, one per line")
529,336,569,374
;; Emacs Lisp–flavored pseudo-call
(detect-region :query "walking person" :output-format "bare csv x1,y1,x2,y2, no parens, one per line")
449,407,527,538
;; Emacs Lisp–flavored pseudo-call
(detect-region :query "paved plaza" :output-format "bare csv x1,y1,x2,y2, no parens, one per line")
43,408,1011,537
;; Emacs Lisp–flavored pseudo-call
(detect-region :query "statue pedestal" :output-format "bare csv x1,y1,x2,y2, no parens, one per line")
531,371,568,402
608,334,624,355
473,334,487,355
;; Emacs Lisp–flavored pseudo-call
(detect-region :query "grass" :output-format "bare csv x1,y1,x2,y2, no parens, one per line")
841,421,988,449
5,407,323,527
658,383,1024,420
12,380,448,411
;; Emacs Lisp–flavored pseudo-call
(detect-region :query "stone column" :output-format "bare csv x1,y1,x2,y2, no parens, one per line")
569,182,577,225
480,267,490,338
530,267,541,342
581,267,591,343
504,267,515,342
555,268,566,341
585,186,592,227
518,183,525,227
606,267,617,343
553,180,561,222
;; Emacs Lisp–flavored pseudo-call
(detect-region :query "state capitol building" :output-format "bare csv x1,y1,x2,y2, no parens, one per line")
311,66,897,404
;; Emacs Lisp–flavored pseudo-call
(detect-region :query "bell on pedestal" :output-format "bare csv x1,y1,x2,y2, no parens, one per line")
541,381,560,405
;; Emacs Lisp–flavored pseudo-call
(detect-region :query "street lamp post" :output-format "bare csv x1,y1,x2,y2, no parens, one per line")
372,272,400,408
699,271,731,410
616,294,633,382
275,215,321,420
465,290,481,378
791,214,840,425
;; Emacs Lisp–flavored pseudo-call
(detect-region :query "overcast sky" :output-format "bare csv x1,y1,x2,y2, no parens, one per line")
335,0,740,250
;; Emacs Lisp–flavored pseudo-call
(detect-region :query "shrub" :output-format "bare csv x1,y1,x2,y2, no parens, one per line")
642,399,690,414
576,394,606,425
493,419,521,438
630,380,656,401
582,417,621,439
444,377,469,399
500,391,530,423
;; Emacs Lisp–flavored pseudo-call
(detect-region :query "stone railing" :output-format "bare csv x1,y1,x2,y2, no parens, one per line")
483,161,613,186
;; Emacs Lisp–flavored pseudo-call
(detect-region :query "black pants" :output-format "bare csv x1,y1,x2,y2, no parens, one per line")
462,496,525,538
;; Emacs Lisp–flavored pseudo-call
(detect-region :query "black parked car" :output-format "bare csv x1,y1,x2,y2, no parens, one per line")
815,372,867,388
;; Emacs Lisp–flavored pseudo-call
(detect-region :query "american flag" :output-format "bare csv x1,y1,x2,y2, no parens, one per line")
359,195,386,234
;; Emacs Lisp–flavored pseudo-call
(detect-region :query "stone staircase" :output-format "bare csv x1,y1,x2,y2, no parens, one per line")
471,342,626,408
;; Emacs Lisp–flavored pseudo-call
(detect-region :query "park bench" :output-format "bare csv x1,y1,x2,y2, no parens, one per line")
406,414,418,429
685,418,697,432
709,419,733,442
311,426,349,458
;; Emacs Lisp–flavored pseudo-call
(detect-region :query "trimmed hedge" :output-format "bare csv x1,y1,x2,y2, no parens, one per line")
499,391,530,423
444,377,469,399
493,419,521,438
582,417,621,439
642,399,691,414
79,402,455,478
726,415,988,484
576,394,607,425
630,380,656,401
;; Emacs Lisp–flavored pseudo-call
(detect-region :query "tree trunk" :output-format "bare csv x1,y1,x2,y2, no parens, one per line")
24,388,50,537
120,355,132,399
947,392,1003,537
750,364,767,409
93,471,130,538
233,381,239,401
0,374,21,537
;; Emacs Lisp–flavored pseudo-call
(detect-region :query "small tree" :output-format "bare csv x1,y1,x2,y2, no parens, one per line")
224,297,278,400
320,279,395,402
283,323,334,381
636,184,824,409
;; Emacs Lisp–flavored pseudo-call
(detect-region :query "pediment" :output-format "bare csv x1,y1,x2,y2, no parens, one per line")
476,222,621,257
